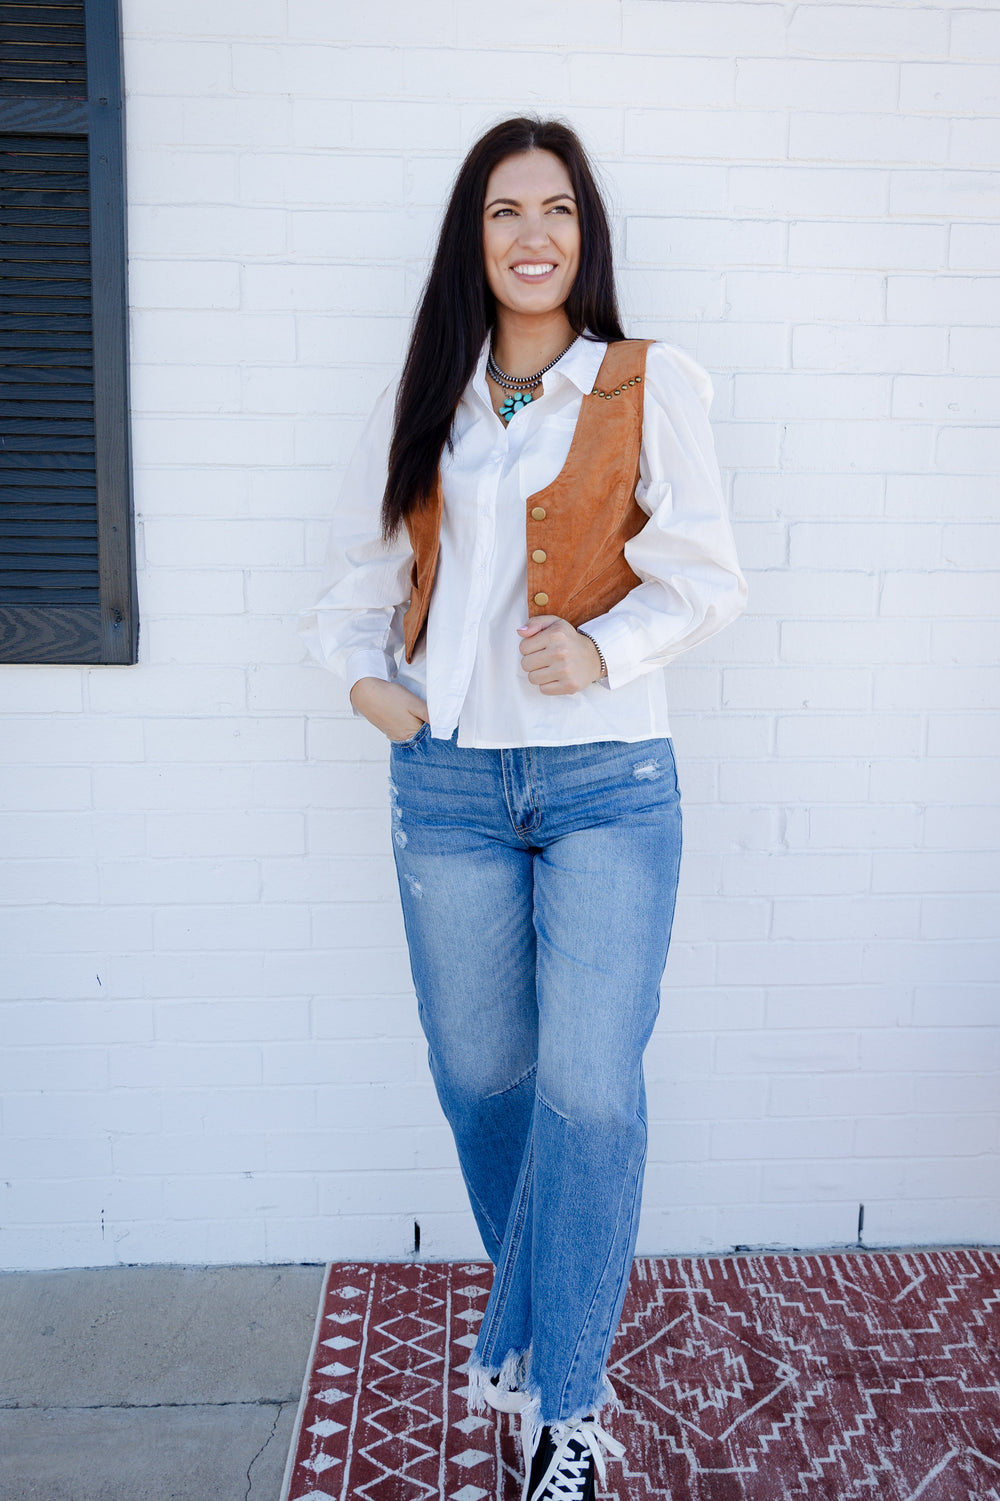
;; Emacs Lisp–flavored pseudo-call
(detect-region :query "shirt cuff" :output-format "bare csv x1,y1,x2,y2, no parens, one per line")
345,649,395,715
576,614,642,692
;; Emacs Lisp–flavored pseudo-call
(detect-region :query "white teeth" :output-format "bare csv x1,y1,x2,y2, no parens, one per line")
513,263,554,277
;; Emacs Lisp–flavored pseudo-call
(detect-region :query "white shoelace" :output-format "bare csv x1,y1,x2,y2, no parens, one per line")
529,1418,626,1501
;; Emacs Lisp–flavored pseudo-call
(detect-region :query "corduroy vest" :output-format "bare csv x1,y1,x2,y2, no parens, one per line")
402,338,653,664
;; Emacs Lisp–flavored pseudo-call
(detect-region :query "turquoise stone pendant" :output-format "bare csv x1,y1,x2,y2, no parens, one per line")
499,390,533,424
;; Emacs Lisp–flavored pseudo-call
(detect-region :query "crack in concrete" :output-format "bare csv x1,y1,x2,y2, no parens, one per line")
0,1398,296,1412
246,1401,285,1500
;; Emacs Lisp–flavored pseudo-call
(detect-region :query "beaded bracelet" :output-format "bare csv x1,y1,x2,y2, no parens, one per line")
577,630,608,682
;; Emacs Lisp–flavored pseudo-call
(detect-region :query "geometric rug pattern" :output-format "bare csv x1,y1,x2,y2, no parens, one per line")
281,1249,1000,1501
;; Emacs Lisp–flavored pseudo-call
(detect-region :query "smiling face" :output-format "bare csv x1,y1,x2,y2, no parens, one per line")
482,149,581,321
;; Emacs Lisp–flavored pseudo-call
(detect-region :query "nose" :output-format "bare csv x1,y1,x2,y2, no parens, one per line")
517,213,550,249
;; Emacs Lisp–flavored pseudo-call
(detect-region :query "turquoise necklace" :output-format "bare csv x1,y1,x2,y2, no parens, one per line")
488,336,578,424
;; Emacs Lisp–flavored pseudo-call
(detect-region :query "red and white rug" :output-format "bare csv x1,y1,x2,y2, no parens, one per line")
281,1248,1000,1501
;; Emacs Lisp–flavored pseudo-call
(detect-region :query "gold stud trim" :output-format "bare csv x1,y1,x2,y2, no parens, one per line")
589,373,642,400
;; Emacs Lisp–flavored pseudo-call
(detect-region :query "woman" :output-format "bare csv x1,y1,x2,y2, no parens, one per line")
300,117,747,1501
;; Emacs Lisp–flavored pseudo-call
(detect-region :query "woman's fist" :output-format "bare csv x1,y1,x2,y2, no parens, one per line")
349,678,429,742
517,616,605,695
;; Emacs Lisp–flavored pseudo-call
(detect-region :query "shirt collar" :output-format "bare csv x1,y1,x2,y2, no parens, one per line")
470,331,607,408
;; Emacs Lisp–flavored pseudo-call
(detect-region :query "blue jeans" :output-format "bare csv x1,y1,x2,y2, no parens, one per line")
388,728,683,1427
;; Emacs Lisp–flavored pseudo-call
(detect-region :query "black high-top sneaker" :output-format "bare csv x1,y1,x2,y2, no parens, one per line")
522,1417,624,1501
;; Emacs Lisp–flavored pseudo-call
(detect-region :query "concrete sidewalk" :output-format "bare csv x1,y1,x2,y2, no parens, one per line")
0,1263,326,1501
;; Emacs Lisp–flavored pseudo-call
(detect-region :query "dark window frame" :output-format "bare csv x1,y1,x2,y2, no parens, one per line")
0,0,137,664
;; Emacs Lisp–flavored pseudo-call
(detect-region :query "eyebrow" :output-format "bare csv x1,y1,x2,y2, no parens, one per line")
484,193,577,210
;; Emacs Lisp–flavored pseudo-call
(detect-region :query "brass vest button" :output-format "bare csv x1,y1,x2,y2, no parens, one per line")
531,507,546,521
533,592,549,607
531,549,547,564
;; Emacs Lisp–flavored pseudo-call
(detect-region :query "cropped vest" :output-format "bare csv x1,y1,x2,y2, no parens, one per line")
402,338,653,664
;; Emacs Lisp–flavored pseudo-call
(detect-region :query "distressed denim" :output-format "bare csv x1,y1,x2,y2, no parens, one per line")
388,728,682,1426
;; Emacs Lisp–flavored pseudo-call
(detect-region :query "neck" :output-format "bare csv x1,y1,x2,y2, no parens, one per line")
491,308,576,378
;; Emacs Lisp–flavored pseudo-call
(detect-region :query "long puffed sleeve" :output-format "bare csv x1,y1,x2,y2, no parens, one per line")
577,342,747,690
297,378,413,692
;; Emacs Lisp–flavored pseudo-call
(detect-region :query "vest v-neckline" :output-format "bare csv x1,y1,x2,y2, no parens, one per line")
524,339,651,500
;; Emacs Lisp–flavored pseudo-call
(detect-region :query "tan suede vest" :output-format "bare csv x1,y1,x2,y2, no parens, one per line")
402,338,653,663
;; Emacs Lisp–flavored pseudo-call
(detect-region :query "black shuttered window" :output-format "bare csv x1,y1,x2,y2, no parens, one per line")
0,0,136,664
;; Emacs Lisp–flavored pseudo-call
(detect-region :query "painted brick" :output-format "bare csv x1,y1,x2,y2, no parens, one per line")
573,54,735,110
732,472,883,520
889,169,1000,219
129,204,287,257
624,110,786,164
735,373,889,420
290,0,457,46
715,1030,860,1075
780,421,933,474
122,38,232,95
792,323,946,374
950,223,1000,271
950,9,1000,60
153,905,310,953
721,667,870,711
888,275,1000,326
0,670,83,714
713,1117,854,1161
145,810,304,859
0,718,144,765
404,47,568,103
0,906,153,957
789,521,941,570
736,60,898,112
130,363,242,415
936,424,1000,474
869,755,996,805
931,620,1000,664
614,161,729,215
627,216,784,268
780,620,929,665
0,859,99,906
132,310,297,364
183,96,293,147
789,221,946,272
127,148,237,206
900,63,1000,115
802,806,923,852
881,571,1000,618
232,43,405,98
729,166,889,219
789,113,948,165
787,6,948,60
127,0,286,33
776,713,923,759
950,119,1000,168
142,716,305,764
622,1,786,55
727,271,884,324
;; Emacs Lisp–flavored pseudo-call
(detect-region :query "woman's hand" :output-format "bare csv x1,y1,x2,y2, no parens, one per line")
517,616,605,695
350,678,429,742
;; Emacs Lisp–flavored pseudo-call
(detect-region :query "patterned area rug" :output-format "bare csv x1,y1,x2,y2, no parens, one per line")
281,1249,1000,1501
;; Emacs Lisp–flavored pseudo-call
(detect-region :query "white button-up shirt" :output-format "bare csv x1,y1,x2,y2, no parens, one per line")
299,336,747,748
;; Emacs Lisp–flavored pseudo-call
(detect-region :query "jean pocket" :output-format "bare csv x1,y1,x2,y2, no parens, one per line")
388,721,430,748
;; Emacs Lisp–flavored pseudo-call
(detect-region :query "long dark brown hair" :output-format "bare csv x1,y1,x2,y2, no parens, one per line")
381,117,626,540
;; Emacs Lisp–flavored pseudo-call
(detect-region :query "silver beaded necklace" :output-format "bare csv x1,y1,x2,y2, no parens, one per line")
488,336,578,424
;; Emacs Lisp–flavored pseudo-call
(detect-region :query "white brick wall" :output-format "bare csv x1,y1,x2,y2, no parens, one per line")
1,0,997,1271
